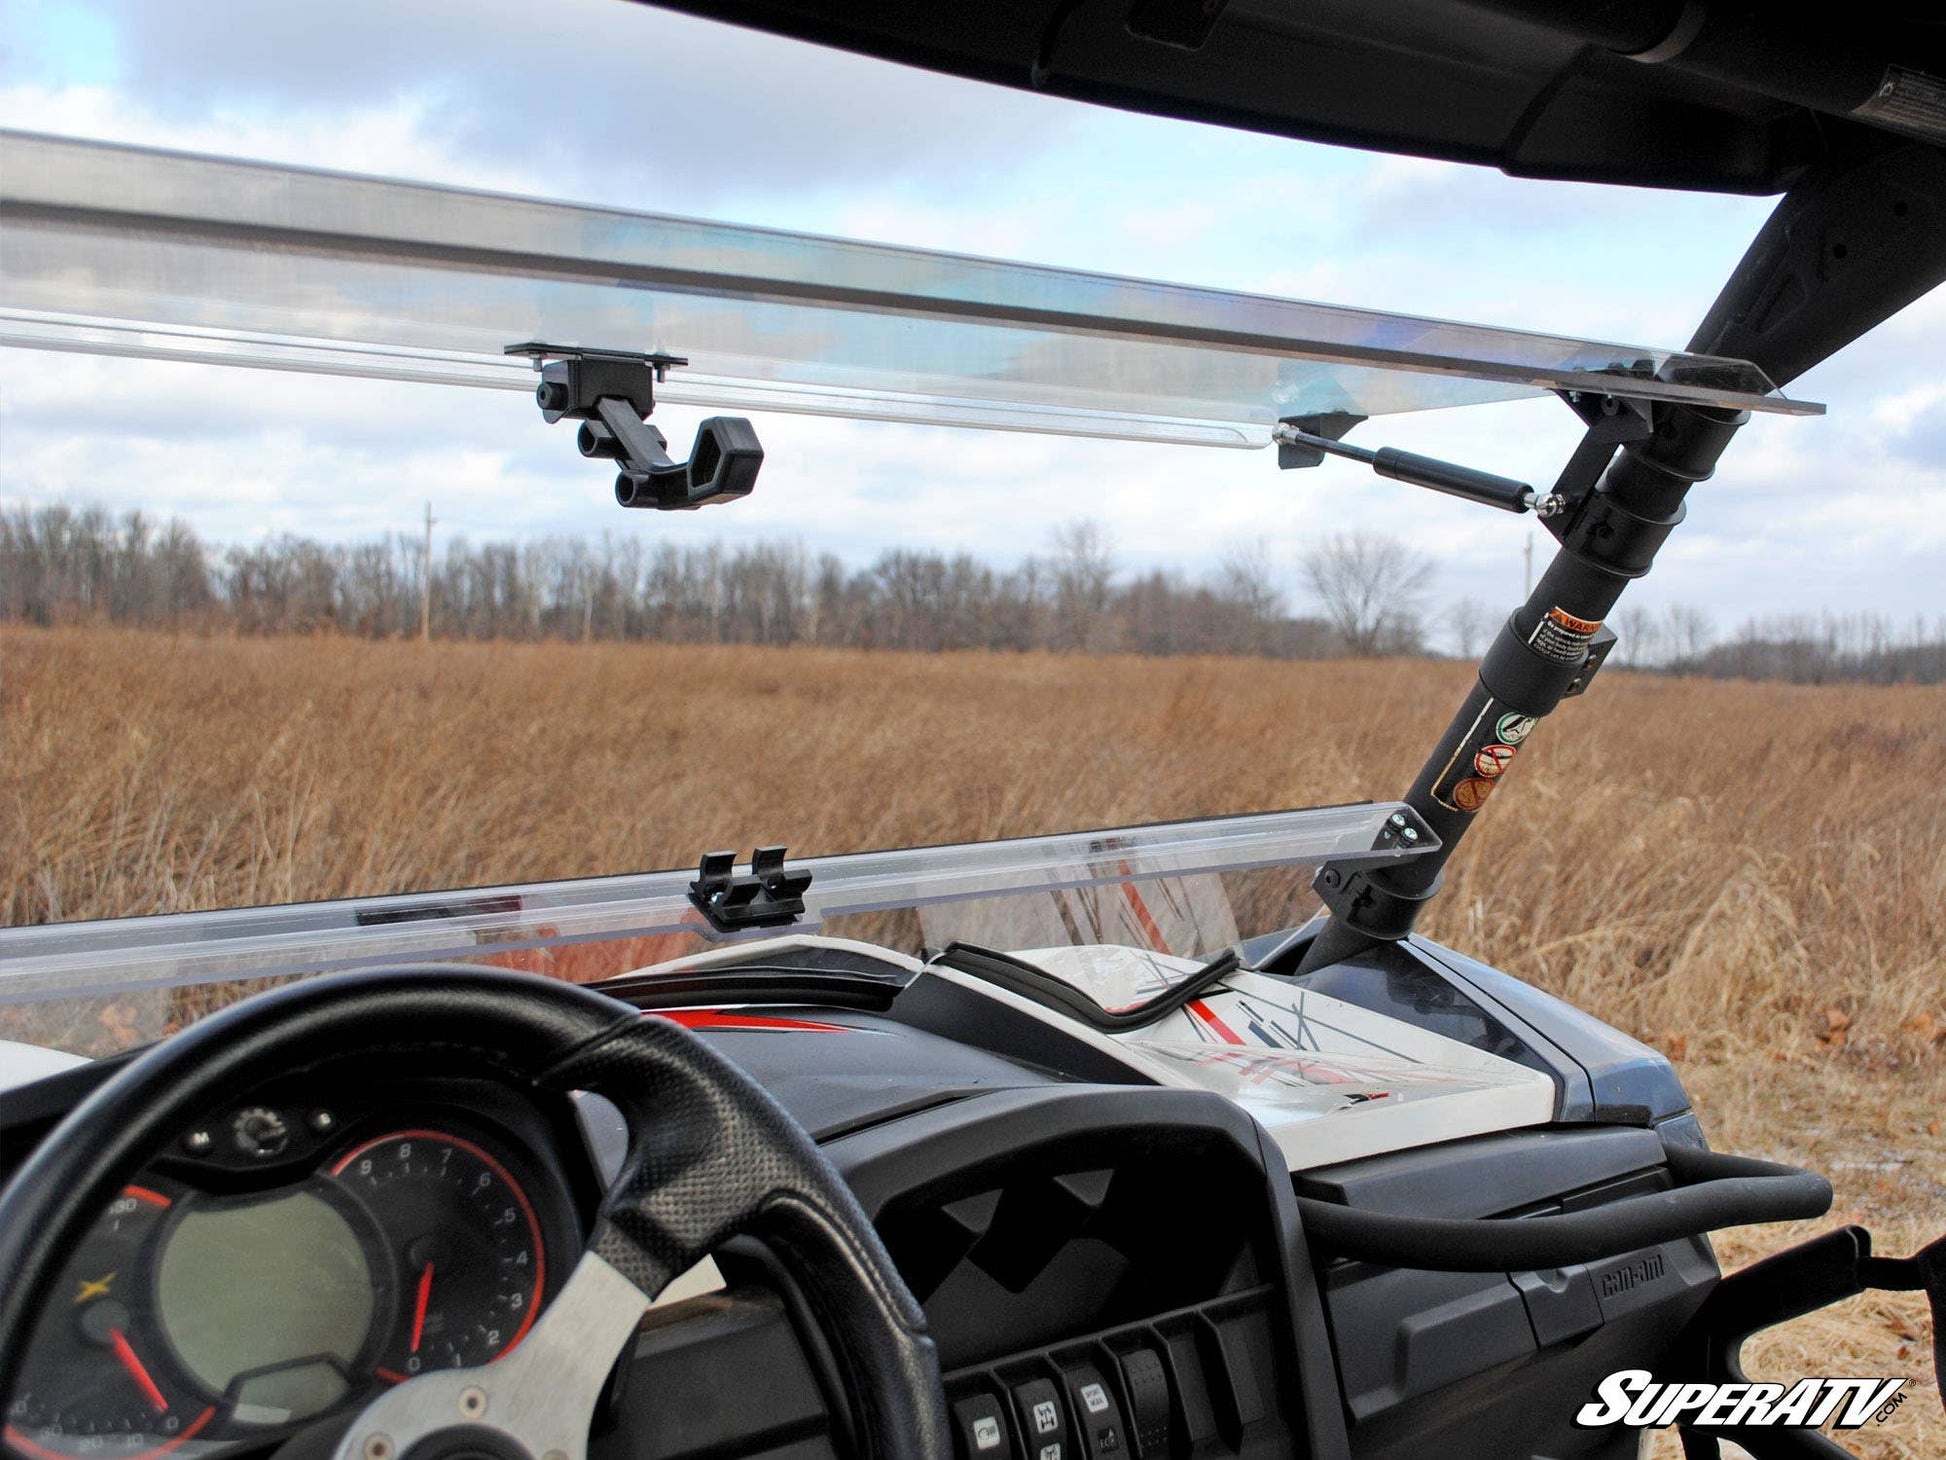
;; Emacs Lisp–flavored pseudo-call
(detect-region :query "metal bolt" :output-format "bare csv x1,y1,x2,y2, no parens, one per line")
459,1386,488,1419
184,1130,213,1154
1401,828,1420,844
363,1435,393,1460
1320,869,1342,888
1387,812,1407,828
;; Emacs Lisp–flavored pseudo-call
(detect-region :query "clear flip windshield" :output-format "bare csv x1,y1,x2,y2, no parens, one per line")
0,802,1437,1060
0,130,1817,443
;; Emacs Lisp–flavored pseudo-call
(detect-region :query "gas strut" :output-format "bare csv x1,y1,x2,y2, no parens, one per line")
1270,421,1563,517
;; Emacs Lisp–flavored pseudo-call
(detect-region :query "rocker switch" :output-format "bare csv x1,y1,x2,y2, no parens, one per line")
1115,1348,1173,1455
1061,1364,1128,1456
1009,1378,1069,1460
952,1392,1016,1460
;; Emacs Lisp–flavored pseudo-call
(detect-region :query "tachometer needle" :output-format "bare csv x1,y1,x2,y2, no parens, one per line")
108,1327,168,1413
410,1263,434,1354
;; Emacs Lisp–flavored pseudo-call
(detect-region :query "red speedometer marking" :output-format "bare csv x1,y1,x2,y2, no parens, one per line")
108,1328,169,1413
5,1410,214,1460
122,1185,172,1209
410,1263,434,1353
328,1129,546,1360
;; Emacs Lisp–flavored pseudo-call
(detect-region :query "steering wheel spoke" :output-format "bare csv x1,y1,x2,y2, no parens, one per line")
331,1251,649,1460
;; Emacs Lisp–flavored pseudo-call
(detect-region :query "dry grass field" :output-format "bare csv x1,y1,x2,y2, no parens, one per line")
3,625,1943,1456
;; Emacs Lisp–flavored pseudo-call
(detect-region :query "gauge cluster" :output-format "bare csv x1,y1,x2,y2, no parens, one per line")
3,1083,585,1460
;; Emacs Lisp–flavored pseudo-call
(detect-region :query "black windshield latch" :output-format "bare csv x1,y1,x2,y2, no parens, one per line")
689,846,812,933
506,342,763,512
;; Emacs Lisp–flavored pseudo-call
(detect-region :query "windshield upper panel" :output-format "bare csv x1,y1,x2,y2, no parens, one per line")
0,131,1817,451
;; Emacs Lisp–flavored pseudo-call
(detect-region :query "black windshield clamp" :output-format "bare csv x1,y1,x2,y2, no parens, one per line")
506,342,764,512
689,846,812,933
1540,390,1656,543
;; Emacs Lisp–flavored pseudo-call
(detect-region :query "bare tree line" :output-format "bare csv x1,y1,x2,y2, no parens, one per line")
2,504,1349,657
1444,595,1946,684
8,505,1938,681
1640,607,1946,685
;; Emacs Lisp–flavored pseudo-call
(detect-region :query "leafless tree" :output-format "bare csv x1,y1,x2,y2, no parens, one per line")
1212,542,1286,655
1301,531,1436,656
1664,603,1716,665
1614,603,1661,668
1446,598,1495,659
1049,519,1117,652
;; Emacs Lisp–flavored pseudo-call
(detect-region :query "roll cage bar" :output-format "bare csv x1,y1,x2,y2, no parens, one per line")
1301,133,1946,970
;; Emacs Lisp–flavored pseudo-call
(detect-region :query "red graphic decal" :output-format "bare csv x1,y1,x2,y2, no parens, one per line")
123,1184,172,1209
1187,999,1246,1045
1450,776,1497,812
655,1009,853,1034
1118,873,1168,952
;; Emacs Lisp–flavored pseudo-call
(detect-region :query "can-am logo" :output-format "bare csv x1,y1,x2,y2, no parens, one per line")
1576,1370,1909,1429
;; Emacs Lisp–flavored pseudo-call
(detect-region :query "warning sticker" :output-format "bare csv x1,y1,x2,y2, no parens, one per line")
1528,606,1603,666
1496,712,1537,745
1474,743,1517,778
1450,777,1497,812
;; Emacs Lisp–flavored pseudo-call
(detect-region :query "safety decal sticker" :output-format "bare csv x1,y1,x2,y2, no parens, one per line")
1529,605,1603,666
1473,743,1517,778
1431,696,1536,813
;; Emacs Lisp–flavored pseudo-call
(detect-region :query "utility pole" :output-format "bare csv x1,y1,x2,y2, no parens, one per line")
420,501,436,641
1523,531,1534,597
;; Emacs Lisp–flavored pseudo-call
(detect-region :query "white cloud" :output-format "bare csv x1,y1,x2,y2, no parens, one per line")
0,84,546,193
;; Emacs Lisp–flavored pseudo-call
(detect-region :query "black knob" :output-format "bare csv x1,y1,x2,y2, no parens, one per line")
231,1106,290,1159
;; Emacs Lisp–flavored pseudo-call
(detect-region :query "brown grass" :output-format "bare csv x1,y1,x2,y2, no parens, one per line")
3,626,1943,1454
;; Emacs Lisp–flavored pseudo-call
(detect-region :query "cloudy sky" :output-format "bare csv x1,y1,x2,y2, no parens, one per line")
3,0,1943,639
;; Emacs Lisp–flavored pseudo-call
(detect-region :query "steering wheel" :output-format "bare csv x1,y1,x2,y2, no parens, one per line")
0,967,950,1459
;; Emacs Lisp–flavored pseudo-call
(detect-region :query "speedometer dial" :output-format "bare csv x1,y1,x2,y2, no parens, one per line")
3,1183,217,1460
328,1131,546,1379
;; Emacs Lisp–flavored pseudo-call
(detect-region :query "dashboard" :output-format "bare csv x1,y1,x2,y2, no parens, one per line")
0,987,1321,1460
0,957,1715,1460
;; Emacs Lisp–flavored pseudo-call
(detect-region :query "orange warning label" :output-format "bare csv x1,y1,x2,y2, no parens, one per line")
1450,777,1497,812
1529,605,1603,665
